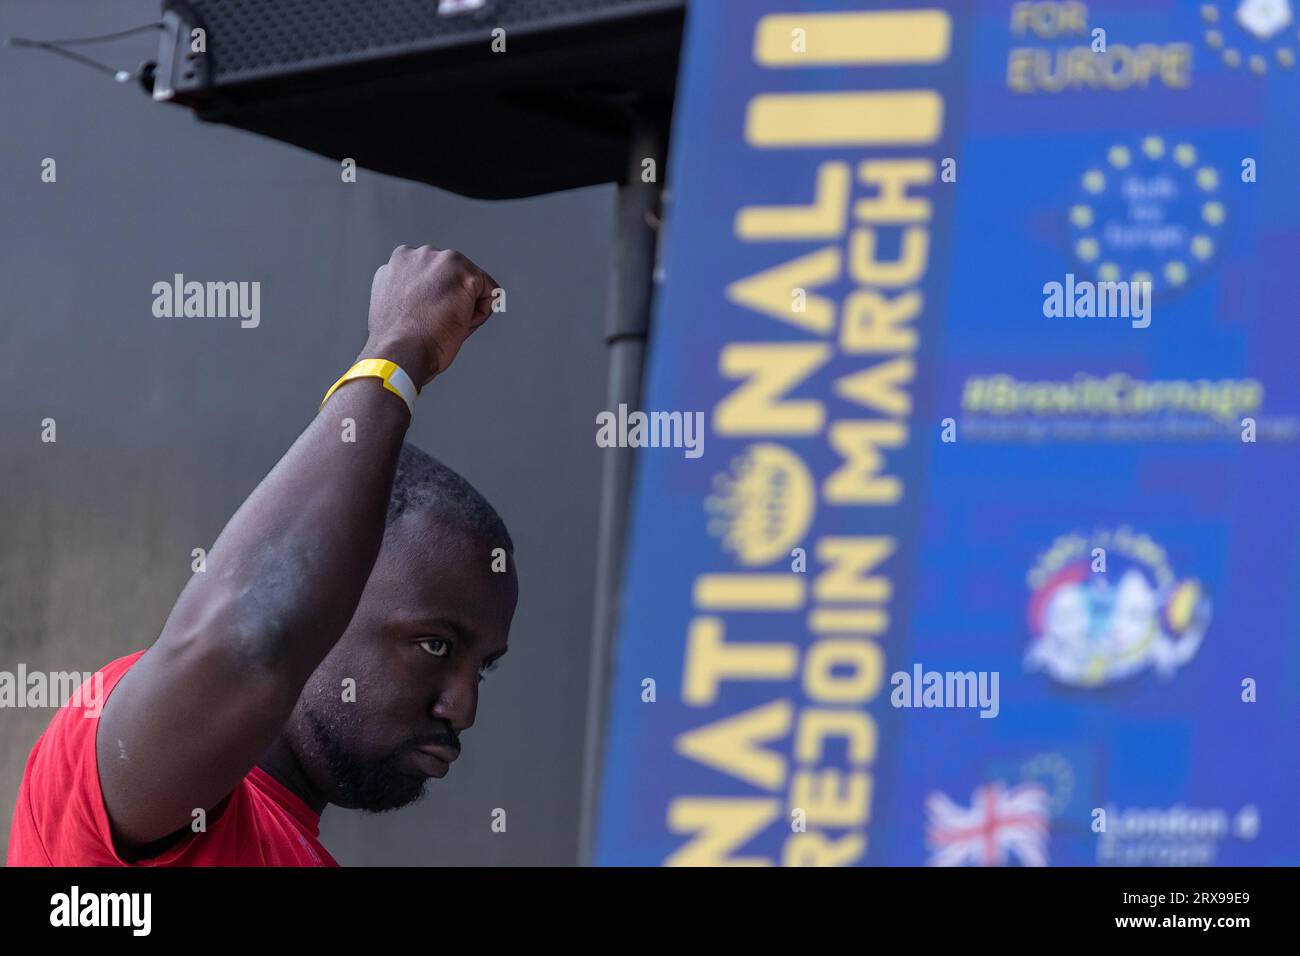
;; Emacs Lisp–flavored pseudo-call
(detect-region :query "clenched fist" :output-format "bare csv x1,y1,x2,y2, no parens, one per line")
361,245,501,387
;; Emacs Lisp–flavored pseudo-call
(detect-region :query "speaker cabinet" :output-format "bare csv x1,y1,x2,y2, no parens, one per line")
153,0,684,198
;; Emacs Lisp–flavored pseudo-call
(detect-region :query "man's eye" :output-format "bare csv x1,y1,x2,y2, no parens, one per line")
478,659,500,684
417,639,449,658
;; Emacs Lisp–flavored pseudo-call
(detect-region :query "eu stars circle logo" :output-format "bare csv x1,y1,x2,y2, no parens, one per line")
1201,0,1298,72
1069,136,1225,297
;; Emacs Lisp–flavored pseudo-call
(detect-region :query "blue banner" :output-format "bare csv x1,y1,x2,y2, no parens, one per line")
594,0,1300,866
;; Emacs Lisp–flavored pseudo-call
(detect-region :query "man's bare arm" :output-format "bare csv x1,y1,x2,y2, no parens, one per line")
97,246,499,848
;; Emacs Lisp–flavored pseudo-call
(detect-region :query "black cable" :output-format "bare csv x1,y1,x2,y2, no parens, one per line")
8,38,127,79
11,22,162,47
7,21,164,83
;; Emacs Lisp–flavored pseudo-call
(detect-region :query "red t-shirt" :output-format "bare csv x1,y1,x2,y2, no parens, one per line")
6,651,338,867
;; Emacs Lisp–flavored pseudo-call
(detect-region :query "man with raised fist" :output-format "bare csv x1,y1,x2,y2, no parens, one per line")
8,246,518,866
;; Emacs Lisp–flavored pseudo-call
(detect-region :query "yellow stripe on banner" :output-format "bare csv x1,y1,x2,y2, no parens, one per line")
694,574,805,610
746,92,944,148
755,11,951,66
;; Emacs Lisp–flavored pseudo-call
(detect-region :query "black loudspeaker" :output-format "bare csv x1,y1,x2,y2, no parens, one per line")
152,0,684,198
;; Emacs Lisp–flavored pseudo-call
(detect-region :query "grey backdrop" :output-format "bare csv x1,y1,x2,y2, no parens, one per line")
0,0,612,865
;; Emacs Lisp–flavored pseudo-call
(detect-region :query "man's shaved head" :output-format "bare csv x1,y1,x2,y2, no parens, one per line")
387,442,513,554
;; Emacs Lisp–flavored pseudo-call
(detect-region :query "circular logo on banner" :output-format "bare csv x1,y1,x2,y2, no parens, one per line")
1025,528,1212,687
1068,136,1225,298
706,443,813,566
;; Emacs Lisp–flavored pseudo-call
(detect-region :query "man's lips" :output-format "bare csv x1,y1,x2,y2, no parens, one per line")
407,742,460,778
413,742,460,764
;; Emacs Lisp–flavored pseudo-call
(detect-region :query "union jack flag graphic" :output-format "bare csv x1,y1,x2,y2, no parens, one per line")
925,781,1050,867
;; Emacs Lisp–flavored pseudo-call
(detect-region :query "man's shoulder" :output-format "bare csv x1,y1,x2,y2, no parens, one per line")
97,650,148,689
30,650,146,750
8,650,150,865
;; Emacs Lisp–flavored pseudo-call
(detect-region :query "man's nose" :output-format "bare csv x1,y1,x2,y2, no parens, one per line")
430,674,477,734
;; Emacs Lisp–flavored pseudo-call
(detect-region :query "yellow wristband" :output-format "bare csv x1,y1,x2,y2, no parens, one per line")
320,359,418,416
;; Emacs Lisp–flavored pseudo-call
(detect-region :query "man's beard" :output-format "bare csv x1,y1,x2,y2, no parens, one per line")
306,710,429,813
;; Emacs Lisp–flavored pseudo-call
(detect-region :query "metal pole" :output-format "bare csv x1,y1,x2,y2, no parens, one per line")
577,113,665,865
